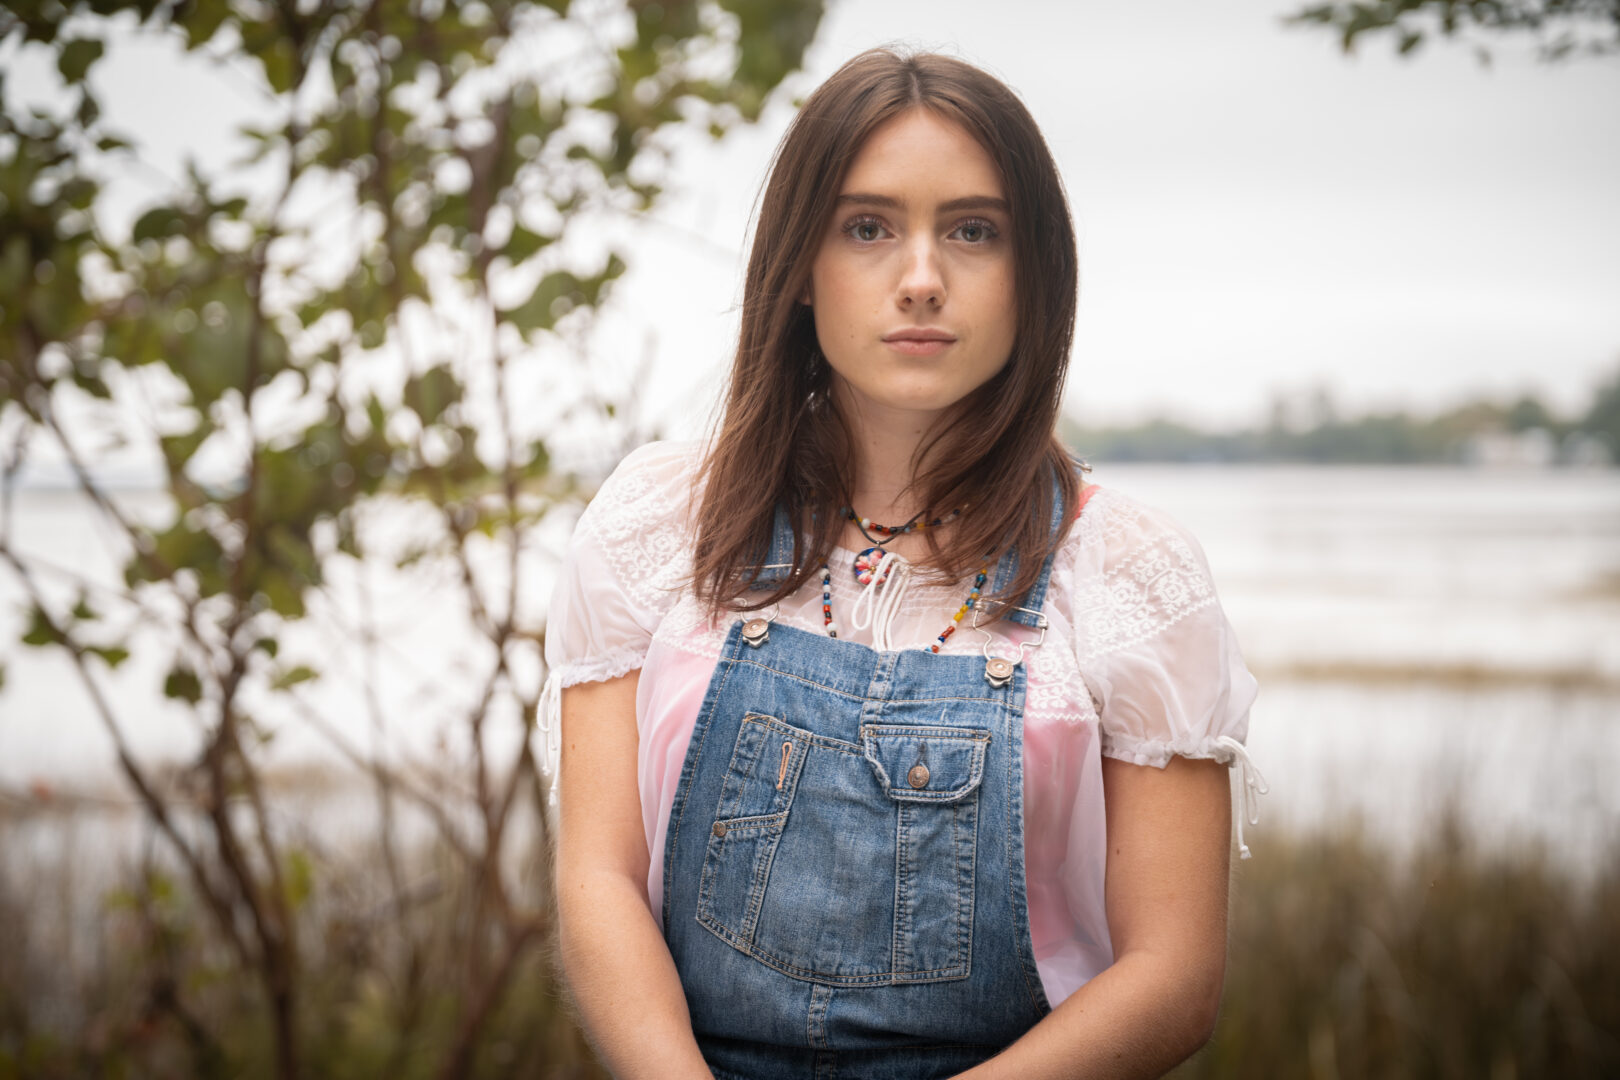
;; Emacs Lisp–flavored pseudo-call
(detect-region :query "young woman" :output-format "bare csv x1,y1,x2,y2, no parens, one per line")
542,49,1264,1080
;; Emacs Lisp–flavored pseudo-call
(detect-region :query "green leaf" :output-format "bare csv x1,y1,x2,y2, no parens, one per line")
164,664,204,704
252,637,279,658
501,223,555,264
132,206,188,244
22,605,61,647
70,593,98,621
76,90,100,128
87,644,130,668
271,664,319,691
160,424,212,469
284,849,314,909
406,366,461,427
58,39,104,85
180,0,236,51
499,270,579,333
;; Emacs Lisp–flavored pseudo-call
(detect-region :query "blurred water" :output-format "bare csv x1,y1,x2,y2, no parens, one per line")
3,465,1618,871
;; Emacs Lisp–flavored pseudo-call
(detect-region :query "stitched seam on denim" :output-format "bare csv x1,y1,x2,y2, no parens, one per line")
893,801,911,974
704,714,799,942
882,790,981,803
1003,706,1049,1014
807,982,834,1050
716,716,767,821
741,807,787,943
842,1044,1002,1052
861,725,992,741
731,660,1026,713
695,915,970,983
956,795,977,980
883,695,1023,713
864,729,991,801
744,713,862,756
711,811,787,831
668,653,737,929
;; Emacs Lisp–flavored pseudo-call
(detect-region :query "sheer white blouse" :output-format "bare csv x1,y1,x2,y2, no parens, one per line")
540,440,1263,1007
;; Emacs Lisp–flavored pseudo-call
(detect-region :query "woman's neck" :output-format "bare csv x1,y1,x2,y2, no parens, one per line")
833,390,964,563
836,390,946,524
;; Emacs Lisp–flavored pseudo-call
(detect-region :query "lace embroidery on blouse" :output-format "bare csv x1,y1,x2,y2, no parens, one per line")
1065,491,1218,668
559,442,1221,728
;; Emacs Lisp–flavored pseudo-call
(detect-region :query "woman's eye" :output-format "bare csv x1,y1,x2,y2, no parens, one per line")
843,217,887,242
954,219,998,243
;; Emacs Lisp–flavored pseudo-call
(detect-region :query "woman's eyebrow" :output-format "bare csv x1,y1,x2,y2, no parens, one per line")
834,193,1010,214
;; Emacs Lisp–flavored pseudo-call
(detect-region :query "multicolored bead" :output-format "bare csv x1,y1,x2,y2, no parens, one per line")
853,546,892,587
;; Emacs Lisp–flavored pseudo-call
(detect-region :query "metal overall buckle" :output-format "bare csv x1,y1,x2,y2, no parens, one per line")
973,602,1047,688
741,604,779,649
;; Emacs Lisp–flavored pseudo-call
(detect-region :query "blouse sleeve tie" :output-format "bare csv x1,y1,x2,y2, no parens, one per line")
1211,734,1269,860
539,670,563,812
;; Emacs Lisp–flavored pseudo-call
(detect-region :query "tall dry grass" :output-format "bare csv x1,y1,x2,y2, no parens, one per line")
1184,816,1620,1078
3,804,1616,1078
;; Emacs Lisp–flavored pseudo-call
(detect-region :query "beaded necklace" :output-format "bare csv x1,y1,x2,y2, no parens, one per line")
819,505,988,653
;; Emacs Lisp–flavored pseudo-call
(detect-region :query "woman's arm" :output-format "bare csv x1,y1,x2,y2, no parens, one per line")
955,754,1233,1080
554,673,713,1080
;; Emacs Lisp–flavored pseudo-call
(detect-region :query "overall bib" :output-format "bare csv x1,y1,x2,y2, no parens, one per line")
661,488,1069,1080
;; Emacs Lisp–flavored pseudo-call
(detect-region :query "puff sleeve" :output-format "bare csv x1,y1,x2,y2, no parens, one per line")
1069,490,1267,854
537,441,700,808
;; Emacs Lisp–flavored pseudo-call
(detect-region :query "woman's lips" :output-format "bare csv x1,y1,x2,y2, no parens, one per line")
883,331,957,357
885,338,953,356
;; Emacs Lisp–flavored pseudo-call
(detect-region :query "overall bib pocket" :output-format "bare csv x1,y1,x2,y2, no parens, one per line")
695,711,992,986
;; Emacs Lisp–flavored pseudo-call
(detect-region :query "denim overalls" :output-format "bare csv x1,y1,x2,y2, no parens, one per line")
661,486,1069,1080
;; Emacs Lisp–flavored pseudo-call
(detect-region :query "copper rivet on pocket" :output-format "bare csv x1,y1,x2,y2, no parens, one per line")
907,764,930,789
712,821,728,838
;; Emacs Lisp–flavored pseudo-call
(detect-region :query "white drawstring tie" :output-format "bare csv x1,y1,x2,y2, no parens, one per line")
849,549,914,652
1212,735,1269,860
538,670,563,811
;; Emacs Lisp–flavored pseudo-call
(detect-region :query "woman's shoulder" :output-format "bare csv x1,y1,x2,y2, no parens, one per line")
1054,482,1223,658
1060,483,1204,561
594,438,705,497
568,439,707,608
577,439,705,533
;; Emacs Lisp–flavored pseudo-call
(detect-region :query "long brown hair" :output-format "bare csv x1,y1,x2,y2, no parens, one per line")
692,48,1081,617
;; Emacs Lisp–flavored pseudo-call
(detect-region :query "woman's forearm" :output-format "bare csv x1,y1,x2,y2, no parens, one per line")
556,673,712,1080
951,949,1222,1080
957,755,1232,1079
557,867,714,1080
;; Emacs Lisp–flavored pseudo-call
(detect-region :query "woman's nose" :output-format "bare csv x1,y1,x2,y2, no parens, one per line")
897,239,945,309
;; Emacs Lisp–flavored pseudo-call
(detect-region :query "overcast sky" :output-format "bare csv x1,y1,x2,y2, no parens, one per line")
7,0,1619,435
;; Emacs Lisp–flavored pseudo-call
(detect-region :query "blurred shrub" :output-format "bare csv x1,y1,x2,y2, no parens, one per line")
0,0,820,1076
1180,816,1620,1079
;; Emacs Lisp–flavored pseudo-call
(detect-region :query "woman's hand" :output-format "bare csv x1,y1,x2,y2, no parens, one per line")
952,754,1233,1080
555,673,715,1080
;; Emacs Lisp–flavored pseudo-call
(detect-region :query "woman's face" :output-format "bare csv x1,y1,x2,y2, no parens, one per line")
807,108,1016,430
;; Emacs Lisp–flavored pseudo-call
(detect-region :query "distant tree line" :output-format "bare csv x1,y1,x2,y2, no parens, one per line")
1063,365,1620,465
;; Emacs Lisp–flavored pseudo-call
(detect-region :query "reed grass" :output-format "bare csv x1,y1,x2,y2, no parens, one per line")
1181,815,1620,1078
3,810,1616,1077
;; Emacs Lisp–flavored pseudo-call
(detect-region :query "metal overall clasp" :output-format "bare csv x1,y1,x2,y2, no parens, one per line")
741,604,779,649
973,602,1047,688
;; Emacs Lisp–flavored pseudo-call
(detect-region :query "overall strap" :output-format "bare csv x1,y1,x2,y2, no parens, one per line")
744,502,799,592
745,463,1097,610
984,463,1094,627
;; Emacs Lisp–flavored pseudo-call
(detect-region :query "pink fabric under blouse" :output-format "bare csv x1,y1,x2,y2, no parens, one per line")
540,441,1261,1008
